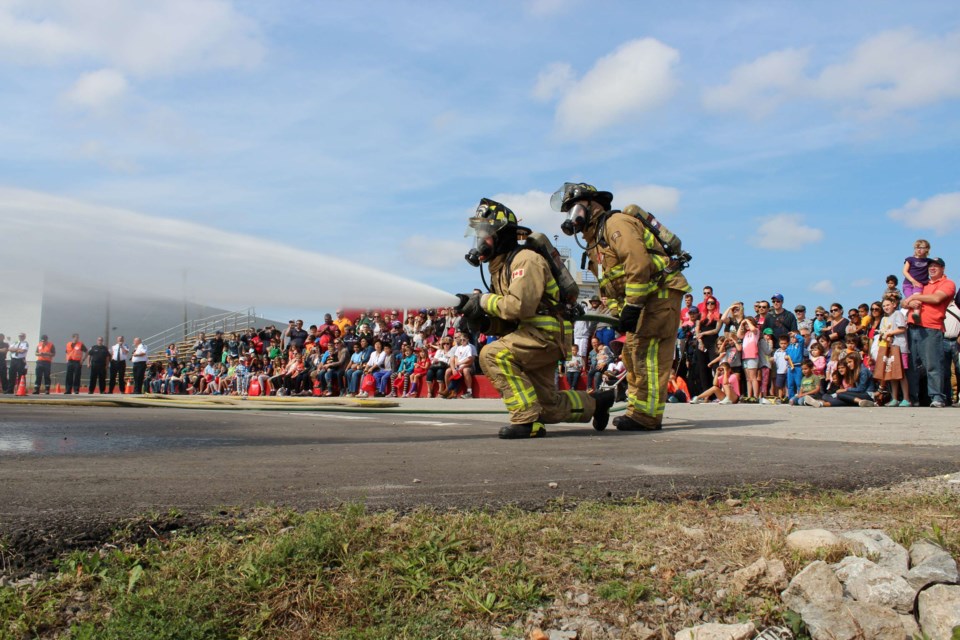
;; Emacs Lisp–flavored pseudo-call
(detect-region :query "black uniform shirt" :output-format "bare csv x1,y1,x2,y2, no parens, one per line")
88,344,109,367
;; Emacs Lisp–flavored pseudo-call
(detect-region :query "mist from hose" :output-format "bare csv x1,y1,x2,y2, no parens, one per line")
1,187,459,312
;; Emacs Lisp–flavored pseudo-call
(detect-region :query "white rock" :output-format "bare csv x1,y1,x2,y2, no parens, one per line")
785,529,843,554
549,631,577,640
841,529,910,576
906,540,960,590
918,584,960,640
833,556,916,614
797,600,907,640
627,624,657,640
899,613,921,639
574,592,590,606
730,557,788,594
548,482,559,489
679,526,707,540
781,560,844,613
673,622,755,640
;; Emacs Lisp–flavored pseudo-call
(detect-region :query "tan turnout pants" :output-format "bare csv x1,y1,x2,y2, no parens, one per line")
480,325,596,425
622,289,683,427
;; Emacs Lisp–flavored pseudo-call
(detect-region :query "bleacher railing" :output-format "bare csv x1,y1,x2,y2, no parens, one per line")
143,307,258,353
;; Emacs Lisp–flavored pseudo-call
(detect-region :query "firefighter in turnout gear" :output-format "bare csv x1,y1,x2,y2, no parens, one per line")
457,198,614,439
552,182,691,430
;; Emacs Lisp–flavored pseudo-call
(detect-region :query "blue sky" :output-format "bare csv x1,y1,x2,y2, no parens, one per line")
2,0,959,316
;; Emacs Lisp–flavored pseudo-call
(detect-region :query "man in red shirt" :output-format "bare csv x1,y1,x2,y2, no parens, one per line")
903,257,956,407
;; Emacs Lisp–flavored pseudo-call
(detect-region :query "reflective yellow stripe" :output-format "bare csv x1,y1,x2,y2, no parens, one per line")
563,390,584,420
485,294,503,315
650,253,668,271
545,278,559,301
495,348,537,411
598,265,625,287
626,282,657,297
520,316,571,335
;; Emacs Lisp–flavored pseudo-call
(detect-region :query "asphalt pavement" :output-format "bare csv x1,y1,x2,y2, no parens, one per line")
1,397,958,533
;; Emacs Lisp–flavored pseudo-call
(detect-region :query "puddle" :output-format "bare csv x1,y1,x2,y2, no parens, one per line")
0,430,242,457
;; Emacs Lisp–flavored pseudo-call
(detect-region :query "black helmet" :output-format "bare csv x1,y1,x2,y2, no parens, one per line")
550,182,613,213
464,198,519,266
551,182,612,236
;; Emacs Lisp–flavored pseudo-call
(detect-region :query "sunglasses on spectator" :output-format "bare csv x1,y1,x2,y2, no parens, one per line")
871,307,881,312
706,302,716,306
831,307,841,312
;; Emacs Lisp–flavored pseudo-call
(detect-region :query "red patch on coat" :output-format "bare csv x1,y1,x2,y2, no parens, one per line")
512,268,525,278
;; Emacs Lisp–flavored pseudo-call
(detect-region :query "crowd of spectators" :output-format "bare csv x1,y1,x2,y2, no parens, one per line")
3,240,957,408
133,308,489,399
669,239,959,408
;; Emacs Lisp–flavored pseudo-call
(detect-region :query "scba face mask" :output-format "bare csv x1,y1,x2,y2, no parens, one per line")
464,216,504,266
561,202,588,236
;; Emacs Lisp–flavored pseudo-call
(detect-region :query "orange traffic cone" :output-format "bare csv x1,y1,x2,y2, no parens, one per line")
15,375,27,396
125,379,134,394
55,382,63,394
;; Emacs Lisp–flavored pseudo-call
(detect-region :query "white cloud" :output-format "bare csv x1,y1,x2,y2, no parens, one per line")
401,236,467,269
63,68,127,111
491,190,557,234
702,48,810,118
532,62,573,102
750,214,824,250
851,278,873,288
547,38,680,138
0,0,264,77
888,192,960,235
704,29,960,117
613,184,681,215
814,29,960,114
77,140,140,173
810,279,835,295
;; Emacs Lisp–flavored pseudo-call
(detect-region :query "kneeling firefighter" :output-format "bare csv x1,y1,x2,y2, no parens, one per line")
456,198,614,439
551,183,691,431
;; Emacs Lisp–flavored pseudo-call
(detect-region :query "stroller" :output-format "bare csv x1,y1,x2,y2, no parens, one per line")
597,367,628,402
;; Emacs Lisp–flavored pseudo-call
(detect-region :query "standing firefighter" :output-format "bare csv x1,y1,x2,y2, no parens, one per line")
552,183,691,430
456,198,614,439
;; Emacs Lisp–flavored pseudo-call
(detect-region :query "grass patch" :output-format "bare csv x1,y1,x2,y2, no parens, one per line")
1,486,958,639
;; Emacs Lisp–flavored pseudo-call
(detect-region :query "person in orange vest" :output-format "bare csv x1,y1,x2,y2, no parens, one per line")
64,333,87,395
34,335,56,394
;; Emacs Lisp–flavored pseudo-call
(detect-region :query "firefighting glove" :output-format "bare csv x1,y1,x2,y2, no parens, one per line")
455,292,485,322
618,303,643,334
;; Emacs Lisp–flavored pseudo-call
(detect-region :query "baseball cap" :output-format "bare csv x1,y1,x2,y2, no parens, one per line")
771,293,784,302
762,328,774,335
930,257,946,267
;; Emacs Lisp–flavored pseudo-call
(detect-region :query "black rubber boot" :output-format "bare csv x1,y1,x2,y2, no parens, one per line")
591,390,615,431
498,422,546,439
613,414,662,431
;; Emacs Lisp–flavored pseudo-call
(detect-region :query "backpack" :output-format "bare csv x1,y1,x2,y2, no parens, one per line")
509,233,582,320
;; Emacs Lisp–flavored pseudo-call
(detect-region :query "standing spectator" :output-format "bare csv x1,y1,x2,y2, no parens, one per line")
785,331,805,401
765,294,798,341
693,297,721,393
719,301,745,337
210,331,225,364
824,303,849,346
772,334,790,402
882,275,900,302
34,335,55,394
64,333,87,394
286,321,307,353
943,292,960,405
795,305,812,334
697,285,718,316
193,331,209,360
131,337,148,394
737,317,761,401
903,257,955,407
866,302,884,340
564,344,585,391
679,293,695,328
587,336,614,392
812,307,828,337
334,309,353,334
8,333,28,391
877,296,910,407
86,337,109,394
0,333,8,393
572,301,594,359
